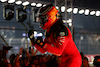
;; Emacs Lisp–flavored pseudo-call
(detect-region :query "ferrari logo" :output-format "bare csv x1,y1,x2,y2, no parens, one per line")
37,40,40,43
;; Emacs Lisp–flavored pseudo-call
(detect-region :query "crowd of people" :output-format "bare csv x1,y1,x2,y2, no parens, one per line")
1,45,99,67
0,46,62,67
0,46,100,67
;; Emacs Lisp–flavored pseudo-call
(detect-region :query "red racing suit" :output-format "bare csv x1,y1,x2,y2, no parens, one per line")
32,19,82,67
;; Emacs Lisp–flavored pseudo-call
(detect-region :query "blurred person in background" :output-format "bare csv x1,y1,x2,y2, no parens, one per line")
0,46,12,67
13,47,23,67
93,56,100,67
80,52,90,67
28,3,82,67
9,54,16,67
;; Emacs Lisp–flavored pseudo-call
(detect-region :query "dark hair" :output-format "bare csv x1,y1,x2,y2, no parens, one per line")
93,56,100,66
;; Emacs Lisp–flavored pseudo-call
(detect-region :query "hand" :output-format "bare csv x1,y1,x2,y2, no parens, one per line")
28,30,34,39
19,47,23,55
28,30,36,45
26,49,30,57
3,46,12,51
31,48,34,56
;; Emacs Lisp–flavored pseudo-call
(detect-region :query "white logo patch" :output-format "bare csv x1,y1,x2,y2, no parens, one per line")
59,32,65,36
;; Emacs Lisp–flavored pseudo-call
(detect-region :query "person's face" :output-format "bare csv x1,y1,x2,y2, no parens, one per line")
38,15,48,28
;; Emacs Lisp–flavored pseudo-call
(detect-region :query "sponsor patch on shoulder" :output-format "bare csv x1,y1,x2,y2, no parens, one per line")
59,32,65,36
